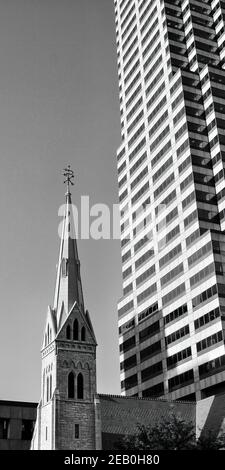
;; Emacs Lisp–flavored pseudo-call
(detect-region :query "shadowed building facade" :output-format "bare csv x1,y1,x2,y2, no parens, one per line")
114,0,225,402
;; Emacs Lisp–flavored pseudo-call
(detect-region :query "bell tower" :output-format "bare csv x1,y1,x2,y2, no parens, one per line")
31,167,101,450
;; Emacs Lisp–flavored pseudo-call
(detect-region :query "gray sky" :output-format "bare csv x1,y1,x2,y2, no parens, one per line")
0,0,122,401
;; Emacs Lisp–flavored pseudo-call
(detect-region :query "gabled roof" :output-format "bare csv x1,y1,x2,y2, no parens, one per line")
98,394,196,436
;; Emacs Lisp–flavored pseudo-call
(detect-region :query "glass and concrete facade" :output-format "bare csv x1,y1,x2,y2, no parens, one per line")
114,0,225,401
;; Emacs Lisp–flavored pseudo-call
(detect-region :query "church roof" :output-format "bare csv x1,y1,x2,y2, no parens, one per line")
98,393,196,437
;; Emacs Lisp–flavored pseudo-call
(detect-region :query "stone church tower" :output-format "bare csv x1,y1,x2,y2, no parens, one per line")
31,170,101,449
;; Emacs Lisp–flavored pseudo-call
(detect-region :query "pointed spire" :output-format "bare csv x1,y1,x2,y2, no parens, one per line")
53,166,85,327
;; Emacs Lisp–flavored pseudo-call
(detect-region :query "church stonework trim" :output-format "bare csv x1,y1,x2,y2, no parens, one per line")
31,183,101,450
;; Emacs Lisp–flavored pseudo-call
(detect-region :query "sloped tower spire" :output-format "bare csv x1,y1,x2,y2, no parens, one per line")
54,166,85,327
31,167,99,450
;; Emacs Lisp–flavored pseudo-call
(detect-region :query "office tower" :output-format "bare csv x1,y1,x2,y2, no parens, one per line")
115,0,225,401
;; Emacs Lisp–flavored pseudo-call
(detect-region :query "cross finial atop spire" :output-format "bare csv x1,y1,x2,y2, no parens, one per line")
63,165,74,194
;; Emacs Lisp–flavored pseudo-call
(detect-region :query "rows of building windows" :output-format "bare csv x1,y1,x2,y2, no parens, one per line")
140,340,161,363
122,249,131,264
146,68,164,98
124,59,140,85
136,264,156,287
197,330,223,353
131,166,148,190
154,172,174,200
120,354,137,372
166,324,190,347
123,282,133,296
177,138,190,158
141,361,163,382
151,140,171,168
127,97,143,121
161,263,184,288
156,206,178,232
190,262,215,289
149,110,168,138
178,154,191,174
119,188,128,203
118,300,134,318
150,125,170,153
155,189,176,216
163,303,188,327
121,14,136,41
143,42,161,72
121,373,138,390
132,181,149,205
138,301,159,323
199,355,225,380
120,0,134,20
143,30,159,58
182,191,195,211
186,228,200,248
121,3,135,32
118,174,127,190
148,96,167,125
142,382,164,398
159,243,182,269
129,137,146,162
194,307,220,331
167,346,192,370
192,284,217,309
168,369,194,392
142,17,159,47
144,55,163,85
130,151,147,176
139,320,160,343
188,241,212,268
162,282,186,307
137,282,157,305
180,172,193,192
118,160,126,176
147,81,165,111
184,209,198,228
124,47,139,74
119,335,136,353
125,79,141,104
134,233,152,254
159,225,180,252
123,35,138,63
140,5,157,33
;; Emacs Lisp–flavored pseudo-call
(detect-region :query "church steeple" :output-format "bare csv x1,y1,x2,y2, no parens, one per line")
53,166,85,327
31,167,98,450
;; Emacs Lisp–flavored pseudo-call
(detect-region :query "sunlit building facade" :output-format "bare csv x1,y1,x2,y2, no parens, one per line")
115,0,225,401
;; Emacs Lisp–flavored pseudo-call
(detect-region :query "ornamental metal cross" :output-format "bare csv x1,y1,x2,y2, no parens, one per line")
63,165,74,192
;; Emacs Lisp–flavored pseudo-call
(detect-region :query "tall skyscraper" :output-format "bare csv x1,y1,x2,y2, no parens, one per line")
115,0,225,401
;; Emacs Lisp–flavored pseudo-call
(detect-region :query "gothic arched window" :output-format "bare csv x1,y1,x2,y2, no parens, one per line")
43,371,45,403
66,324,71,340
68,372,75,399
46,376,49,402
81,326,86,342
73,319,79,340
77,373,84,399
50,375,52,399
47,324,50,344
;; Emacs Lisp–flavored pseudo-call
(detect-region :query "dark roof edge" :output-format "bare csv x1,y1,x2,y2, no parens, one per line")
0,400,38,408
97,393,196,405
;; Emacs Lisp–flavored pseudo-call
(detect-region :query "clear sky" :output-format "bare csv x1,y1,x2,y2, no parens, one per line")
0,0,122,401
